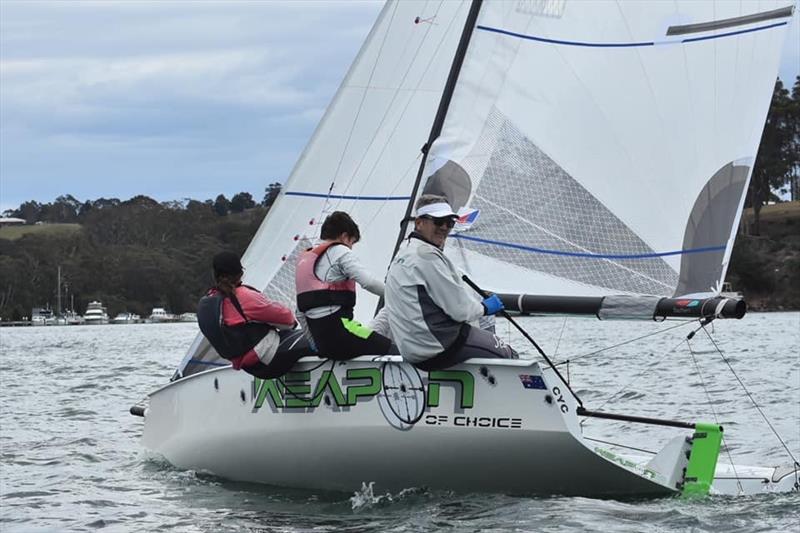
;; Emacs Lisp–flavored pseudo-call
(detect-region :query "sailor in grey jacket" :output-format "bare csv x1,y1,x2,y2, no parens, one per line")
385,197,517,369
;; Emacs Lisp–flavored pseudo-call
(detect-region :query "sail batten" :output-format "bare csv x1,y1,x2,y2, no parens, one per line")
666,5,794,36
475,19,791,47
451,234,727,260
284,191,411,201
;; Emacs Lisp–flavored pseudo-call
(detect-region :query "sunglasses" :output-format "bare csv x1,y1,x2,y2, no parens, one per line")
420,215,456,229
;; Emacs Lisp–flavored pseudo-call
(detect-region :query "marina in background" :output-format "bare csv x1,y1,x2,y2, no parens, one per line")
1,303,192,327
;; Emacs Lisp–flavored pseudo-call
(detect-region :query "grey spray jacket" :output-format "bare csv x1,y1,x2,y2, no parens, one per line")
385,233,484,364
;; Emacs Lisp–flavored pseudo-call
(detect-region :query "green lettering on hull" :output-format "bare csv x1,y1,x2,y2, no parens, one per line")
310,371,347,407
283,371,312,408
253,378,283,409
253,366,479,412
345,368,381,405
427,370,475,409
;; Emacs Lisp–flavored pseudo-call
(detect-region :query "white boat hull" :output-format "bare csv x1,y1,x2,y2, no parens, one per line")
142,358,694,496
140,357,798,496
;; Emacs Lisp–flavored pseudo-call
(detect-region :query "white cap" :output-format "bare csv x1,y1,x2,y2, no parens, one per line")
415,201,457,218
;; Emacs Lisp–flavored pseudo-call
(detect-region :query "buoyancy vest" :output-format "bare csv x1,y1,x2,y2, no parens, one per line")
295,242,357,312
196,286,276,360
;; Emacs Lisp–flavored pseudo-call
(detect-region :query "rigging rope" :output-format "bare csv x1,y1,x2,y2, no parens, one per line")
686,335,744,495
568,315,798,492
699,324,800,478
556,318,696,367
553,316,568,357
580,332,690,428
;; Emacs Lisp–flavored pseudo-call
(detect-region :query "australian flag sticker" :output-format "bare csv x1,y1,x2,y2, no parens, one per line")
519,374,546,390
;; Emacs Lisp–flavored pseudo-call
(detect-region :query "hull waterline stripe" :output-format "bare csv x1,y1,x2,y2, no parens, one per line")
451,234,725,259
285,191,411,201
188,359,228,367
476,21,787,48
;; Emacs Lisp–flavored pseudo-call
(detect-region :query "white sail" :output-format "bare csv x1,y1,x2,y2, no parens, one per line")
177,1,470,376
421,0,794,298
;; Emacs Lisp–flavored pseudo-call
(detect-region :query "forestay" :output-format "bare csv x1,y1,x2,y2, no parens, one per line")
176,1,470,377
420,0,793,299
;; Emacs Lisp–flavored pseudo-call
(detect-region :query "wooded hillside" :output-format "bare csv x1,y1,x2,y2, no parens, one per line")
0,192,276,320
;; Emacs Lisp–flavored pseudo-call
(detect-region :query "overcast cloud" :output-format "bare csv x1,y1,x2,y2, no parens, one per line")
1,1,798,212
0,0,382,211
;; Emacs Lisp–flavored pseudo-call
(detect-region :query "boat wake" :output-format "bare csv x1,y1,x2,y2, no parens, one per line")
350,482,427,511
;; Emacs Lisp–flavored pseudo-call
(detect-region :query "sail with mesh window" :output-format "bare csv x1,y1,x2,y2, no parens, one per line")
421,0,793,299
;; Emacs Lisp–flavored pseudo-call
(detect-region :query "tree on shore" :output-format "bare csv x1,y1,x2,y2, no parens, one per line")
262,182,282,209
230,192,256,213
213,194,230,217
748,78,799,235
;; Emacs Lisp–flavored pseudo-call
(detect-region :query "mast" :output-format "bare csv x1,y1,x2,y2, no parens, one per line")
57,265,61,318
387,0,483,262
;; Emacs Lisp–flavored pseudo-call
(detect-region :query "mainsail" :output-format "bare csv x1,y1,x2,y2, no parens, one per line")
177,1,471,377
420,0,794,299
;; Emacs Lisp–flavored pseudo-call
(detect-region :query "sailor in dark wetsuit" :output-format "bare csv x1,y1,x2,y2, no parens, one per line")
197,251,309,378
295,211,395,359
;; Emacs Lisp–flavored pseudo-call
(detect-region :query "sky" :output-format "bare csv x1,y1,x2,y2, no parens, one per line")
1,0,799,213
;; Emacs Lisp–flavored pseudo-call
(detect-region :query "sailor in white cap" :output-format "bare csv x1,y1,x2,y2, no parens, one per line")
385,194,518,370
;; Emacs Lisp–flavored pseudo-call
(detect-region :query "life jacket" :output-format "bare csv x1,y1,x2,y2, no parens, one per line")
295,242,357,312
196,286,276,360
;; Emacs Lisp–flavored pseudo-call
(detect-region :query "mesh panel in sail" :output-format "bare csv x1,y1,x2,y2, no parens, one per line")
458,109,679,295
263,241,306,310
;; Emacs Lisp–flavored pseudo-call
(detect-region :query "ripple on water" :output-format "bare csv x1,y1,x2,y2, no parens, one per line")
2,491,58,499
55,407,98,418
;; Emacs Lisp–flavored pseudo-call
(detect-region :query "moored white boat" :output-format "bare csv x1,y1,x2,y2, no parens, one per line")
111,312,141,324
133,0,799,497
31,309,51,326
64,310,84,325
147,307,178,323
83,301,109,325
178,312,197,323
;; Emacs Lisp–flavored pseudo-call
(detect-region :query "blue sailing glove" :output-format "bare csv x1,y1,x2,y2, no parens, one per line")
482,294,504,315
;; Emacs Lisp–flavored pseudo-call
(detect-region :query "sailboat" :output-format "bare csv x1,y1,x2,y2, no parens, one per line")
132,0,799,496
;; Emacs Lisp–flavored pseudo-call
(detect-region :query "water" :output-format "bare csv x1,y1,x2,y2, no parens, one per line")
1,315,798,532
